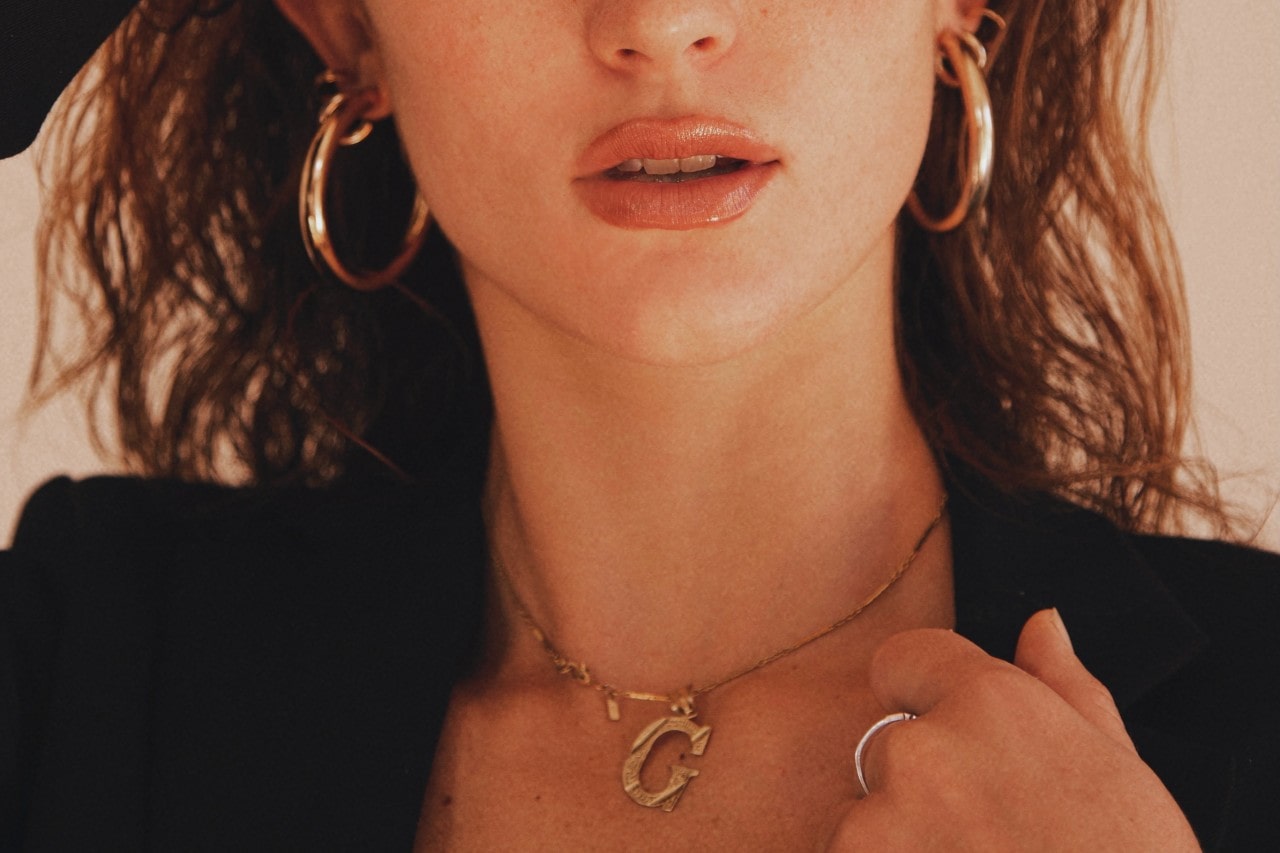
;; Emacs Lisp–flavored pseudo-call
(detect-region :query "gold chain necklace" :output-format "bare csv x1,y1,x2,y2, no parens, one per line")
492,498,948,812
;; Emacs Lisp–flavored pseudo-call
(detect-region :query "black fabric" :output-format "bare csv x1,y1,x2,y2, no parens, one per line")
946,476,1280,850
1,476,487,850
1,473,1278,849
1,1,140,158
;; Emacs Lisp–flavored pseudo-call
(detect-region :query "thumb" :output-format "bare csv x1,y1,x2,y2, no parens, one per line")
1014,608,1136,752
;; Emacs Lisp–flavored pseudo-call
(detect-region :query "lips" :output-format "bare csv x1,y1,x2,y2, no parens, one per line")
575,116,781,230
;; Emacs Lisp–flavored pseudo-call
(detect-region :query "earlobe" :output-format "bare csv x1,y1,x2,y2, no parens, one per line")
273,0,391,115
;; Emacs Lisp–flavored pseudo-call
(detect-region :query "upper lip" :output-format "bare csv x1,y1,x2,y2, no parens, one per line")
576,116,780,177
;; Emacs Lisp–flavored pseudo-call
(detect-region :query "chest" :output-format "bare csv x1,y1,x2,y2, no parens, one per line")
413,677,886,851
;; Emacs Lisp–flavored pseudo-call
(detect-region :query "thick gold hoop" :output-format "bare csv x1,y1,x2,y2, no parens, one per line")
299,87,430,291
907,16,1001,233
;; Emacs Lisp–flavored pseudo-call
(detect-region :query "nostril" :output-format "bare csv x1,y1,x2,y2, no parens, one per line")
588,8,737,71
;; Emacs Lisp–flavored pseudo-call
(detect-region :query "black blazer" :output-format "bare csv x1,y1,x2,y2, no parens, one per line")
2,474,1278,850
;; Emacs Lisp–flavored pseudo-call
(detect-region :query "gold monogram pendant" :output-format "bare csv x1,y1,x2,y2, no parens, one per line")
621,715,713,812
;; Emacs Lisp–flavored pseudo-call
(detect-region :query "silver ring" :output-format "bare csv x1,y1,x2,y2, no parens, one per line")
854,712,916,796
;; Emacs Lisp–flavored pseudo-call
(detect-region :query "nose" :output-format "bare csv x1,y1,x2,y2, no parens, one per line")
586,0,740,74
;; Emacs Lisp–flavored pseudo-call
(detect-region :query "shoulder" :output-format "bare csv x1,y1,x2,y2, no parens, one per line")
3,475,460,634
1115,529,1280,717
1123,531,1280,709
1120,532,1280,851
9,472,463,548
1127,531,1280,634
3,472,487,647
1120,530,1280,716
1,474,486,847
6,472,484,571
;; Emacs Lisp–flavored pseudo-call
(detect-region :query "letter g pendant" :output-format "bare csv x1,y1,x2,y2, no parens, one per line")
621,715,713,812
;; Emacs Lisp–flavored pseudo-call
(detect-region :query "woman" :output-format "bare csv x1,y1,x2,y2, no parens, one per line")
2,0,1276,849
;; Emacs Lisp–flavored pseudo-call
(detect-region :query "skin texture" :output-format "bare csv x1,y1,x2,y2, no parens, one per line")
272,0,1200,848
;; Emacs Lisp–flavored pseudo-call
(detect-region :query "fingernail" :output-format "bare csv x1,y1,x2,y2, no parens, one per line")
1049,607,1073,651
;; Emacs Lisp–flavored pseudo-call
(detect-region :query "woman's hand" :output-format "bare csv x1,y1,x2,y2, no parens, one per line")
824,610,1200,851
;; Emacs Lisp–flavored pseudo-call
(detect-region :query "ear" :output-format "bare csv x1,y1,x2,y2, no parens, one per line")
937,0,990,34
274,0,392,116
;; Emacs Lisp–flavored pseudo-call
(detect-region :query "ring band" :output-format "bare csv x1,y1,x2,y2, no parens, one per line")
855,711,917,796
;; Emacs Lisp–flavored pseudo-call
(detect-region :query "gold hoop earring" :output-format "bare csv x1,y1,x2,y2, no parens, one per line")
907,11,1004,234
299,80,431,291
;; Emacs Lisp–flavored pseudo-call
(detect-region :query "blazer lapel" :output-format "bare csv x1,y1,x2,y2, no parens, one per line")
148,479,487,850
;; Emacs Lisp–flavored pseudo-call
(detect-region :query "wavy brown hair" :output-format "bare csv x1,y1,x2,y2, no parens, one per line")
33,0,1226,532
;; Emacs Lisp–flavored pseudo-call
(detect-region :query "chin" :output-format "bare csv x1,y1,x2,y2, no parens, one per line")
566,262,832,368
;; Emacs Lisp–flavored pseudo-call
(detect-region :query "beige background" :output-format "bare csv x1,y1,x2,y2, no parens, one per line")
1,4,1277,548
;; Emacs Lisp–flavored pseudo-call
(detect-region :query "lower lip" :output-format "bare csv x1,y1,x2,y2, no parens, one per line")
574,162,779,230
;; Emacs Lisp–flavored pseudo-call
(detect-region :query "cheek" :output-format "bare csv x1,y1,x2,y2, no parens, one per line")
790,8,940,245
371,4,581,254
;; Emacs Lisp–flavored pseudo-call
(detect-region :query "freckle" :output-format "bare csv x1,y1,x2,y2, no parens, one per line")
441,795,453,807
535,794,542,802
679,753,686,760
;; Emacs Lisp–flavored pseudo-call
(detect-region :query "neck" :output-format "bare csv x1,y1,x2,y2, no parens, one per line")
468,247,949,691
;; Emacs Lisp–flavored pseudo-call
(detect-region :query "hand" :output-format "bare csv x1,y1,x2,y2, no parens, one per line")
823,610,1200,851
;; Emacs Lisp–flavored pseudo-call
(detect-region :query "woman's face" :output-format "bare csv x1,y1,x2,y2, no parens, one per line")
286,0,976,365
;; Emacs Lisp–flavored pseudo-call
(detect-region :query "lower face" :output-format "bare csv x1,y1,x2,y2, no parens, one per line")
362,0,943,366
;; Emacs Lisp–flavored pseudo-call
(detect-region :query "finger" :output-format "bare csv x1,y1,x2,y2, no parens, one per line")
824,795,916,852
868,627,1007,716
1014,608,1135,752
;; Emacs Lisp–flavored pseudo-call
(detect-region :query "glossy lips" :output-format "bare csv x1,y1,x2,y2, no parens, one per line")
575,117,780,230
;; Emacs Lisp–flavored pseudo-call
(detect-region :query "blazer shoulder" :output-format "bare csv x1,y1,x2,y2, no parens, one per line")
1131,531,1280,573
5,475,256,605
11,474,247,551
4,473,486,640
2,474,484,848
1128,532,1280,645
1123,532,1280,696
9,471,475,556
1120,535,1280,849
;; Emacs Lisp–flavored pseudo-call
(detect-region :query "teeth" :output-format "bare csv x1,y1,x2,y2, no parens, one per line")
614,156,724,175
678,154,717,173
643,158,682,175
